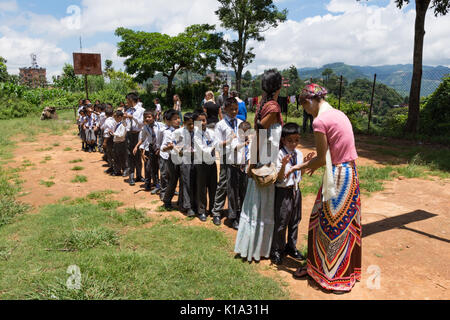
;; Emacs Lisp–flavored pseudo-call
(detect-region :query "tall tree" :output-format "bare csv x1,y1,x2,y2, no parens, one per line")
322,68,334,85
359,0,450,133
0,56,8,83
116,24,222,105
104,59,114,77
215,0,287,92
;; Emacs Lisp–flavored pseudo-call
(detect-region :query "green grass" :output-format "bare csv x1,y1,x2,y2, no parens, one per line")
71,175,87,183
69,159,83,164
86,190,118,200
36,147,53,152
39,180,55,188
64,147,72,152
71,166,84,171
52,143,60,147
57,228,119,251
44,156,52,161
113,208,152,226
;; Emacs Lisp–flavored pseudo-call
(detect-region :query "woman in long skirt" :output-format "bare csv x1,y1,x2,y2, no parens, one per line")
289,84,361,293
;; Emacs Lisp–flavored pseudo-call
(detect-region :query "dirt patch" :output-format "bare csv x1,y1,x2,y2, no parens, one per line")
8,130,450,300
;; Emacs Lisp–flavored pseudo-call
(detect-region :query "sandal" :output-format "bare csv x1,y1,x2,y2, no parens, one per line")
293,266,308,279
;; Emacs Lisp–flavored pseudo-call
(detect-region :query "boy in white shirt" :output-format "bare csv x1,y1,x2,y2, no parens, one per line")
270,123,314,266
193,111,217,222
102,106,116,175
111,111,128,177
154,98,162,121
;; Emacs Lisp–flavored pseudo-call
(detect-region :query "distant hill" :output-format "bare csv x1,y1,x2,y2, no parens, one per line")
298,62,450,97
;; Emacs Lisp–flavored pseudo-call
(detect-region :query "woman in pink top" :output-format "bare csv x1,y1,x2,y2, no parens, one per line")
288,84,361,294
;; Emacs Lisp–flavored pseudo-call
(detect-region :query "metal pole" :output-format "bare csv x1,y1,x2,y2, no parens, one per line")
338,75,343,110
368,74,377,134
84,74,89,100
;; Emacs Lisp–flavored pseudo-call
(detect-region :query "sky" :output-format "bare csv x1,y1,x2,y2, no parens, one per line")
0,0,449,81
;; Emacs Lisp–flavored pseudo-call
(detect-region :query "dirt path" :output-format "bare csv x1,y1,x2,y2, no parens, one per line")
10,129,450,300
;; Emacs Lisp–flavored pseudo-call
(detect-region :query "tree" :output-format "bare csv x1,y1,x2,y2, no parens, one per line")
52,63,83,92
116,24,222,105
0,56,8,83
243,70,252,82
215,0,287,92
359,0,450,133
322,68,334,85
104,59,114,77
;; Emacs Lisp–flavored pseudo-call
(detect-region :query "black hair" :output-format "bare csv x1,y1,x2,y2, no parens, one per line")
193,109,207,121
154,98,160,103
165,109,179,121
126,92,139,103
115,110,124,117
100,104,106,112
239,121,251,131
144,110,156,118
183,112,195,123
281,122,301,138
224,97,238,109
261,69,282,106
223,84,229,89
105,107,114,117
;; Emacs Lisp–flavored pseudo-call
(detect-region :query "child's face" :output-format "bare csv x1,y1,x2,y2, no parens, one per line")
184,119,194,132
224,103,239,119
282,134,300,151
197,115,207,131
114,115,123,122
145,114,155,125
169,115,181,129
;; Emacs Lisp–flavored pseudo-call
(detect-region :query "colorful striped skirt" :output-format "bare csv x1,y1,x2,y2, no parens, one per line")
307,161,362,292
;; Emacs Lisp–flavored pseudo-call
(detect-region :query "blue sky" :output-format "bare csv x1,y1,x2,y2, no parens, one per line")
1,0,448,80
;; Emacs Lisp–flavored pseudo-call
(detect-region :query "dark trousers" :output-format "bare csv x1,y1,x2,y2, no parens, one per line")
271,187,302,254
105,138,114,168
159,157,169,200
162,157,180,205
195,163,217,215
227,165,248,221
303,110,313,133
127,132,142,179
179,164,196,211
212,162,227,217
144,149,160,188
98,129,104,151
113,141,128,174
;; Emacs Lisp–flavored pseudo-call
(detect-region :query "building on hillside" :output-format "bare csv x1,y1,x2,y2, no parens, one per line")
19,54,47,88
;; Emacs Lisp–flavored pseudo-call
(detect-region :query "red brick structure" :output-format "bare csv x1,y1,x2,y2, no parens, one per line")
19,67,47,88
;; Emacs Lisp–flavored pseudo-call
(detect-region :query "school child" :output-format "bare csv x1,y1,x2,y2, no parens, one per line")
159,109,181,210
270,122,313,265
78,107,87,151
154,98,162,121
102,106,116,175
134,111,163,194
193,111,217,222
83,107,98,153
172,112,197,217
97,104,107,153
211,97,242,226
228,121,252,230
111,111,128,177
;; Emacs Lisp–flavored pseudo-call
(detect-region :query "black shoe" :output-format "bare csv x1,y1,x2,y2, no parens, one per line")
270,252,283,265
186,209,196,217
136,177,145,183
232,219,239,230
129,179,135,186
144,185,152,191
285,247,305,260
104,168,114,174
163,203,174,211
198,214,207,222
150,187,160,195
212,216,221,226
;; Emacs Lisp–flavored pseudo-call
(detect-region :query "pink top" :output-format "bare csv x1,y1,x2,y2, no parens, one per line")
313,109,358,165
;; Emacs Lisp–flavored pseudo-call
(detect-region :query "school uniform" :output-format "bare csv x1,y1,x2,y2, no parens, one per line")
228,135,250,222
139,121,164,190
103,117,117,169
160,126,180,206
193,127,217,216
271,147,304,255
172,127,197,213
112,121,128,175
97,112,106,152
125,104,145,181
84,113,97,149
211,115,243,218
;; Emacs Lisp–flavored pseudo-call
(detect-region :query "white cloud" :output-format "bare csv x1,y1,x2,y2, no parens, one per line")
246,0,450,74
0,0,17,12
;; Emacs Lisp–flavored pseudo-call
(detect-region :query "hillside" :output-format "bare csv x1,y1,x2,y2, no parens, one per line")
298,63,450,97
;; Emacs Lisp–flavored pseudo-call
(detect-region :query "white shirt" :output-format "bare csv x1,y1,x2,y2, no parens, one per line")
170,127,196,164
156,104,162,113
193,127,216,165
214,115,243,164
113,121,127,143
103,117,117,138
125,104,145,132
159,127,176,160
276,147,303,189
139,122,164,152
231,134,252,167
98,112,107,130
84,114,97,129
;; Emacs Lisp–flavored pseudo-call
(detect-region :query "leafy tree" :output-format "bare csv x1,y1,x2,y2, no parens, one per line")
322,68,333,85
288,65,299,81
0,56,8,83
215,0,287,92
359,0,450,133
243,70,252,82
105,60,114,73
52,63,83,92
115,24,222,105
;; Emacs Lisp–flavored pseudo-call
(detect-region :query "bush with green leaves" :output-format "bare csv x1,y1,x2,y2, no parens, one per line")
0,96,40,119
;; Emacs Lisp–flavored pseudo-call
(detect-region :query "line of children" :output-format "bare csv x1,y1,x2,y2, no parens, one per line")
86,94,314,266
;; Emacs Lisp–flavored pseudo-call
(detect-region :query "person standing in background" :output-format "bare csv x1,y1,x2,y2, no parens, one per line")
173,94,183,125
